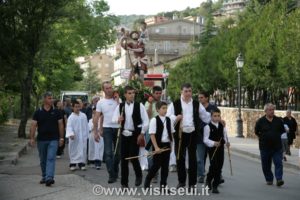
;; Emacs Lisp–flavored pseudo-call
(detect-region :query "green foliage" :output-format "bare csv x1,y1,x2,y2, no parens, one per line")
78,64,102,95
132,18,146,31
0,0,119,134
168,0,300,108
115,80,151,103
118,15,148,29
0,92,10,124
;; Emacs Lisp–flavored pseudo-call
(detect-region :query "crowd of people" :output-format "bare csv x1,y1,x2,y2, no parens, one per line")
29,82,298,194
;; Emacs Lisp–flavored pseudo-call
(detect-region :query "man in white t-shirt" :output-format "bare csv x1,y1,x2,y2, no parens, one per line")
94,81,120,184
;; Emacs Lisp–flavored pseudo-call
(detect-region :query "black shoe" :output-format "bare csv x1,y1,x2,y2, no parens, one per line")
45,179,55,187
198,176,205,183
212,187,219,194
283,156,287,161
135,176,143,186
276,180,284,187
121,184,129,190
205,181,212,190
266,181,273,185
39,179,46,184
144,178,151,189
160,186,171,194
219,178,225,184
176,182,186,189
108,177,116,184
188,185,197,193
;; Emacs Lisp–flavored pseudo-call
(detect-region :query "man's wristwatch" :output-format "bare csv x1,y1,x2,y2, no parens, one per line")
60,138,64,141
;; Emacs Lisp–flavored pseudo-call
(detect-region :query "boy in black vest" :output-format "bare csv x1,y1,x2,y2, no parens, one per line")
203,108,230,194
144,101,175,189
112,86,149,188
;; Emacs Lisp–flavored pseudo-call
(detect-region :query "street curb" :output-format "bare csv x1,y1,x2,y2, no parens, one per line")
0,141,29,166
231,147,300,171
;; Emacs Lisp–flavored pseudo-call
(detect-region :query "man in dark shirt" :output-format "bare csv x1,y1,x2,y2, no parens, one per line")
255,103,285,187
29,92,64,187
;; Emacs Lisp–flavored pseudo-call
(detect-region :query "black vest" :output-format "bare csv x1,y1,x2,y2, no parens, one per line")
145,116,172,150
208,122,225,145
173,99,201,138
119,102,142,135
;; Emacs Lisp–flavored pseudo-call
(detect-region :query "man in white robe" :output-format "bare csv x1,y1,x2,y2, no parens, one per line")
66,101,89,171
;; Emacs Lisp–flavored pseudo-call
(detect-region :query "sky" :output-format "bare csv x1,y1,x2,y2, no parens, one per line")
104,0,207,15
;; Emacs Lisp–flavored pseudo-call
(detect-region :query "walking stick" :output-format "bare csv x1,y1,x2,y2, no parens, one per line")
114,107,124,156
225,134,233,176
210,137,223,161
125,147,170,160
176,118,183,161
227,146,233,176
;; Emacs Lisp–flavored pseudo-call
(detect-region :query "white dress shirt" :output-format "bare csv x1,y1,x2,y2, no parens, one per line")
167,97,211,133
203,121,229,147
149,116,175,143
112,102,149,136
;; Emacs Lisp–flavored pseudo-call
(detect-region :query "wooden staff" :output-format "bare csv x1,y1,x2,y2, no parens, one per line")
227,145,233,176
125,148,170,160
225,134,233,176
210,137,223,161
176,117,183,161
114,106,125,156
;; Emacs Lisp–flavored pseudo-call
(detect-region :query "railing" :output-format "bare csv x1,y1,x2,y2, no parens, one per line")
145,49,179,55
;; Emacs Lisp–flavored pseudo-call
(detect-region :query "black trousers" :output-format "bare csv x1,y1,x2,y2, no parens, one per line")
206,146,224,188
120,134,142,185
175,132,197,186
145,142,171,187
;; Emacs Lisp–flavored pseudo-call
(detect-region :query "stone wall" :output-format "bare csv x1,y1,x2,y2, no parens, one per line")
219,107,300,138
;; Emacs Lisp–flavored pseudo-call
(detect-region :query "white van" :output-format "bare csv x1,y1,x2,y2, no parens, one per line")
60,91,89,103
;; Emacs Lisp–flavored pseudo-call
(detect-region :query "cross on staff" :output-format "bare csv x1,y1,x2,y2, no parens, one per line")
125,147,170,160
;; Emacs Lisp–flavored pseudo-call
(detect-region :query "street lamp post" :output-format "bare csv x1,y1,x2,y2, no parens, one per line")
236,53,244,138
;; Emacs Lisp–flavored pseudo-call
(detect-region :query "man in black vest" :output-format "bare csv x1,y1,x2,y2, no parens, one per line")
167,83,211,189
112,86,149,188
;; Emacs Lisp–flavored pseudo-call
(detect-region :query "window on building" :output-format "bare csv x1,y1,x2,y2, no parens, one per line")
155,27,166,34
182,27,187,34
164,41,171,52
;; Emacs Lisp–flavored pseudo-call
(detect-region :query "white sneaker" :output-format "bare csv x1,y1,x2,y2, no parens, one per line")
70,166,76,171
96,166,101,170
56,155,61,159
80,166,86,171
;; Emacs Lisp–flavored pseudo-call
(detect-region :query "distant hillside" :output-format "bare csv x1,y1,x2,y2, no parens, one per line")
117,7,200,28
118,15,151,29
117,1,223,29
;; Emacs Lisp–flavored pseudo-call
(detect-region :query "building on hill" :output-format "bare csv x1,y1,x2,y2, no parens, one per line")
222,0,248,16
145,18,204,65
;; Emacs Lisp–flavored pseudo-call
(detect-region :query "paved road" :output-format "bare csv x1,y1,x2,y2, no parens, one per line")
0,146,299,200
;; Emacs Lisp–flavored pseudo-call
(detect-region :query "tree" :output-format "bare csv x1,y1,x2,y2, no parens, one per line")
81,64,102,94
168,0,300,109
0,0,118,138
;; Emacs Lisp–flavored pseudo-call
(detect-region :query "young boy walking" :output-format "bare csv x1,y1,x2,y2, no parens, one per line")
112,85,149,188
66,100,89,171
204,108,230,194
144,101,175,189
88,108,104,169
